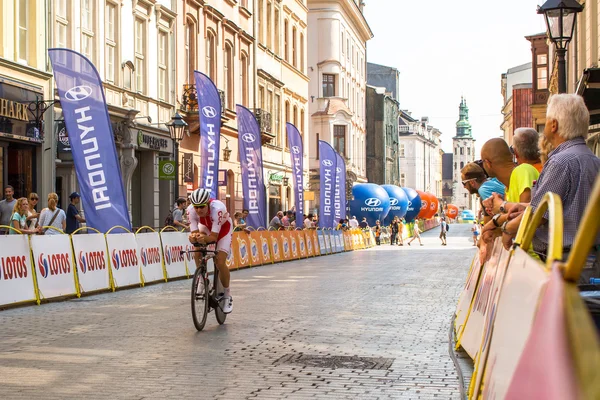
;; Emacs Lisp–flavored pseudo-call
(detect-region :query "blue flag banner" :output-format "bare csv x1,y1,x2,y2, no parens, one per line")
334,152,342,223
194,71,221,198
336,152,347,221
286,123,304,225
237,105,267,228
49,48,131,233
319,140,337,229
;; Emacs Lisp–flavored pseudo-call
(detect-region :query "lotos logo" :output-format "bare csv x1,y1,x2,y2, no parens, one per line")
238,239,248,262
273,240,279,256
140,247,161,267
283,238,290,256
307,238,312,251
322,159,333,167
37,252,71,278
430,202,436,211
390,198,399,206
420,201,429,211
78,251,106,274
242,133,256,143
111,249,139,270
365,198,382,207
202,106,218,119
292,239,297,255
65,85,93,102
261,238,270,260
251,239,259,260
163,245,185,265
291,146,301,154
300,239,305,252
0,255,28,280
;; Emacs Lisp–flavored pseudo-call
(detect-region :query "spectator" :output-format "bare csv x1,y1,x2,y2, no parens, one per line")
0,185,17,235
512,127,543,173
312,214,319,228
397,218,405,246
349,215,359,229
407,218,423,246
374,220,382,245
359,217,369,229
471,221,479,246
304,213,314,229
38,193,67,235
269,211,284,230
461,163,506,202
182,197,191,226
9,198,38,235
26,192,40,230
172,198,189,231
439,217,448,246
281,211,292,228
500,94,600,281
65,192,86,234
240,209,250,228
390,216,399,245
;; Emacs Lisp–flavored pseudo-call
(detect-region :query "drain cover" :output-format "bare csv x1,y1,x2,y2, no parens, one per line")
275,354,394,370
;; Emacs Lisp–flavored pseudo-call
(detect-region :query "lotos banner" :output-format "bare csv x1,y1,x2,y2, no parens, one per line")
336,152,347,221
237,105,267,229
250,231,272,264
454,256,482,341
269,231,283,263
0,235,36,306
105,233,141,288
234,232,251,269
30,235,77,299
159,232,190,279
286,123,304,225
195,71,221,198
136,232,166,284
71,233,110,293
49,49,131,233
319,141,337,229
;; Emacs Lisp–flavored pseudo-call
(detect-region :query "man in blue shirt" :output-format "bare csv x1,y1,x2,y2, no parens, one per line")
461,162,506,202
66,192,86,234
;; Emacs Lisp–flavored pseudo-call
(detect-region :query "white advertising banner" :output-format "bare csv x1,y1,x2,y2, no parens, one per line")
30,235,77,299
318,231,327,255
159,232,190,279
105,233,142,288
324,231,331,253
478,247,549,400
71,234,111,293
454,256,482,339
136,232,166,284
0,235,36,306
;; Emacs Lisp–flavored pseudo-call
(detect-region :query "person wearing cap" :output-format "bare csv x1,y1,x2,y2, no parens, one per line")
66,192,86,234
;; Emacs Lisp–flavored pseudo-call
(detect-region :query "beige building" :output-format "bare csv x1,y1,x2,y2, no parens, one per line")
307,0,373,212
0,0,54,202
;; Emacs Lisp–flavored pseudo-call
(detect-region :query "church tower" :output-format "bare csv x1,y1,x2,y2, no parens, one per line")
452,97,476,211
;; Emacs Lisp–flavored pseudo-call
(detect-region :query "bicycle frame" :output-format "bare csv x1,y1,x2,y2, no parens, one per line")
181,247,222,310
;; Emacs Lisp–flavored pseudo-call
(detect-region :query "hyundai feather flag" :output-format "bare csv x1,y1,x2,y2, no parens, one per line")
333,151,343,223
194,71,221,198
237,105,267,228
319,140,337,229
286,123,304,225
49,48,131,233
336,152,347,221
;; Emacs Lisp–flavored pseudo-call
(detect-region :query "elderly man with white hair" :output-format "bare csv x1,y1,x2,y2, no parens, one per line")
512,127,543,173
499,94,600,282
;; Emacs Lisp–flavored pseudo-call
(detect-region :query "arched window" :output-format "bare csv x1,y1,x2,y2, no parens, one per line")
293,105,298,128
300,109,305,135
300,33,304,73
240,52,249,106
460,147,464,155
460,161,464,169
206,30,216,81
292,27,297,67
285,101,290,147
284,20,289,62
186,17,196,84
224,42,234,109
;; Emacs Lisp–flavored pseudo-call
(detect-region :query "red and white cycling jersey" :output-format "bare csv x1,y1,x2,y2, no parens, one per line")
187,200,233,253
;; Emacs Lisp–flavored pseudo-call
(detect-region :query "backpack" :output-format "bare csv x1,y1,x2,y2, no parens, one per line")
446,223,450,232
164,209,174,227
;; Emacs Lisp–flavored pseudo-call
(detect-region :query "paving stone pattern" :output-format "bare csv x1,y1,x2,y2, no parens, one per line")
0,224,476,399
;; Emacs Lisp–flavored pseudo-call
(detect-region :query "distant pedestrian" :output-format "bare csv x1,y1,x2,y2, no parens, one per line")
471,221,479,246
349,215,359,229
38,193,67,235
9,198,39,235
374,220,382,245
359,217,369,229
0,185,17,235
408,219,423,246
439,218,448,246
66,192,86,234
390,216,400,245
397,218,405,246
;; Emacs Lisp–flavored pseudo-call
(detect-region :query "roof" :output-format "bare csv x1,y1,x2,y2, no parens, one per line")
507,62,533,75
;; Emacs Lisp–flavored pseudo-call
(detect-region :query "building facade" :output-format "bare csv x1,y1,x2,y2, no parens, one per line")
398,112,443,197
366,62,400,102
0,0,54,203
441,152,453,205
526,33,550,134
451,98,475,211
307,0,373,211
500,62,532,145
365,85,399,185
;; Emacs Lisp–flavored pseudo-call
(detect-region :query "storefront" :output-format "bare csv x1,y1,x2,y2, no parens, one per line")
266,171,291,222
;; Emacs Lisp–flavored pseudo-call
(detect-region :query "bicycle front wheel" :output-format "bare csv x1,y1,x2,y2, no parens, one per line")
191,267,209,331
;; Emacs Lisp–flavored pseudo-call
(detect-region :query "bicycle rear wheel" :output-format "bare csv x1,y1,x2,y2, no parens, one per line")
191,266,209,331
213,268,227,325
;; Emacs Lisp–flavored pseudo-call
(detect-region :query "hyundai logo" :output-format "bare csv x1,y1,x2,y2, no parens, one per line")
336,167,342,173
202,106,217,118
322,159,333,167
64,85,93,102
364,198,382,207
291,146,301,154
407,201,412,208
390,198,399,206
242,133,256,143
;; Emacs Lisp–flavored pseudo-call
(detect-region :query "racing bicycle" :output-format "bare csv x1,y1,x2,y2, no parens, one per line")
181,245,226,331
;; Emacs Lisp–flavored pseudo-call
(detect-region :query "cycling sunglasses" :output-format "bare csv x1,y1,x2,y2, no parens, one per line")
193,204,208,209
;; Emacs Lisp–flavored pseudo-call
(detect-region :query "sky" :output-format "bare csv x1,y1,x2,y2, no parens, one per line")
363,0,548,154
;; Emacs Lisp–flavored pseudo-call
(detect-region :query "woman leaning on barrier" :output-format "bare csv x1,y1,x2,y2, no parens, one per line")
37,193,67,235
9,197,39,235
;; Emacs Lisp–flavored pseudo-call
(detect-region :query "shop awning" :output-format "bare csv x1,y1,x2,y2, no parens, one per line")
577,68,600,125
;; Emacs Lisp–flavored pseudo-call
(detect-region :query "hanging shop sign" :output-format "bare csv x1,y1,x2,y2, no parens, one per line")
218,169,228,187
0,98,29,121
57,120,71,152
137,130,173,152
183,153,194,183
159,160,176,180
269,172,284,184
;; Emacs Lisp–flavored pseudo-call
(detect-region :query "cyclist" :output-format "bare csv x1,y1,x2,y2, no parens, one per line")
187,188,233,314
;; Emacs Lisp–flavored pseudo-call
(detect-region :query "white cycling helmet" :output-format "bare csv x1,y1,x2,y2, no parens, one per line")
190,188,211,206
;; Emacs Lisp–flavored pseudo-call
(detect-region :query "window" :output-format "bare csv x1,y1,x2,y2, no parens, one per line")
347,38,350,60
334,125,346,157
258,0,264,43
266,1,272,48
55,0,69,65
460,147,464,155
259,86,265,108
81,0,94,62
224,43,233,109
316,133,320,159
206,31,216,81
537,54,547,65
467,147,470,156
275,94,281,146
240,53,249,106
285,101,290,147
134,18,145,93
158,31,168,101
400,144,405,158
17,0,28,62
284,20,289,62
274,8,280,54
454,147,457,155
56,0,67,18
105,3,117,83
400,173,405,187
300,33,304,73
454,162,457,170
537,67,548,90
322,74,335,97
341,31,345,56
186,19,196,84
300,109,305,135
123,61,133,90
292,27,297,67
460,161,464,169
293,105,298,128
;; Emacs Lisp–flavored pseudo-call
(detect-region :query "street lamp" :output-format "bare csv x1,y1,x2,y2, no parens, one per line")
538,0,584,94
166,112,188,202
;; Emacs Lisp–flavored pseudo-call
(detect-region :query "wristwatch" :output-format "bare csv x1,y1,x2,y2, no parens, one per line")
499,201,508,214
501,220,512,235
492,213,502,227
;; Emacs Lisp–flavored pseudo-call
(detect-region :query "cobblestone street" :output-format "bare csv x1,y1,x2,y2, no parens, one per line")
0,225,475,400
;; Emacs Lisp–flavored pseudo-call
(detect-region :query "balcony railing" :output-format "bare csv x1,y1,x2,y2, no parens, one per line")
253,108,275,144
181,83,225,114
